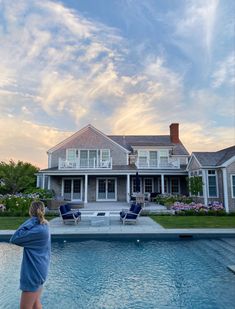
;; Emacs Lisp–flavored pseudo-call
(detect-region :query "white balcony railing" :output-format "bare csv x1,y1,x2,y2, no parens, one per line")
136,157,180,169
59,158,112,170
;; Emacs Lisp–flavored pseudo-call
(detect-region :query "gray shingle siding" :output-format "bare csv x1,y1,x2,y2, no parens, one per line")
51,148,66,168
88,176,96,202
50,127,128,167
117,176,127,202
50,176,62,197
189,156,201,170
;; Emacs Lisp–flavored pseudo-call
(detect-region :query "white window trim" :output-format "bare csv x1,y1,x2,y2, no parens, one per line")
137,149,170,168
62,177,83,201
188,171,203,197
132,177,143,194
170,177,180,195
207,170,218,198
143,177,154,193
231,174,235,198
66,148,77,161
96,177,117,201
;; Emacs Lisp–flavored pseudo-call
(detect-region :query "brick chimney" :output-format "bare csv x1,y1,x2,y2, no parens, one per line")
170,123,179,143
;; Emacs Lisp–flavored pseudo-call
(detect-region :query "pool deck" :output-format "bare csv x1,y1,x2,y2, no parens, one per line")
1,202,235,241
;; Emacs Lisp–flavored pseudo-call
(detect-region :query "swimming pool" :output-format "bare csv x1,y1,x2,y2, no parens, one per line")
1,238,235,309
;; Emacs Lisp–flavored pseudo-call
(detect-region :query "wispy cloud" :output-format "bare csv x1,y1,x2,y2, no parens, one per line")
211,53,235,88
0,0,234,167
172,0,219,58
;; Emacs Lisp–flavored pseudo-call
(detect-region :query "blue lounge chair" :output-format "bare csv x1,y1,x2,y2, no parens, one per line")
120,203,142,225
59,204,81,224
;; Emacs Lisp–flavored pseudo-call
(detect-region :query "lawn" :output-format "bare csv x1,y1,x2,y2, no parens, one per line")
0,216,57,230
150,215,235,228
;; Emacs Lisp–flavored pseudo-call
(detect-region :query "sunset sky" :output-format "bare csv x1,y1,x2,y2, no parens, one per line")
0,0,234,168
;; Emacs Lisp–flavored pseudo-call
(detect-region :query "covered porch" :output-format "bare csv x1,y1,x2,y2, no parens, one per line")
39,170,188,204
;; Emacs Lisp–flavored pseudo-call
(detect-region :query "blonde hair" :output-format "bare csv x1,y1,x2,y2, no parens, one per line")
29,200,48,224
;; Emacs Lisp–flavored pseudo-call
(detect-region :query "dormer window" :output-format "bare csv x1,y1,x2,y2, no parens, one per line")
159,150,169,167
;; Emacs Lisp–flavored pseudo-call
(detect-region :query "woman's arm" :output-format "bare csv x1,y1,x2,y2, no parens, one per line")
9,218,42,247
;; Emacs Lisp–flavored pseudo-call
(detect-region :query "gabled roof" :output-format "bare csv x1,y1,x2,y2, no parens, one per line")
48,124,130,154
108,135,189,155
193,145,235,167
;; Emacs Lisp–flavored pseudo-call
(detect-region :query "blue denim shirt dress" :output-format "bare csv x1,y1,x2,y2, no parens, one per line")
10,217,51,292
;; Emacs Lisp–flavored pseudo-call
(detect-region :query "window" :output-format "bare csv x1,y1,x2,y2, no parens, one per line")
80,150,88,167
132,178,142,193
89,150,97,167
80,150,99,168
138,150,148,167
149,151,158,167
67,149,77,161
100,149,110,161
208,170,217,197
171,177,179,194
231,175,235,198
159,150,168,167
144,178,153,193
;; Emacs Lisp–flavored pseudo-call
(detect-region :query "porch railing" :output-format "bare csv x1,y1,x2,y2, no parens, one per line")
59,157,112,170
136,157,180,169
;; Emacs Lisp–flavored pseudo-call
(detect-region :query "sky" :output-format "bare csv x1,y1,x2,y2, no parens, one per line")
0,0,234,168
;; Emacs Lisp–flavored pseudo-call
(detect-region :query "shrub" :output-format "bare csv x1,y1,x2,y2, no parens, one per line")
0,195,36,216
155,194,193,206
23,188,54,199
172,201,225,216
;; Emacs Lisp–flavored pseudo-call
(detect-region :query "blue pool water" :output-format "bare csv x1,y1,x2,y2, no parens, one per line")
1,238,235,309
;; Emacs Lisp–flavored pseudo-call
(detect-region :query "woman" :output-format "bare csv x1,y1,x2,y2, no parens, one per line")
10,200,51,309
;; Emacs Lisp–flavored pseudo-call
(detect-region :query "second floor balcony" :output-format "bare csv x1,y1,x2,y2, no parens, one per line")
136,157,180,169
59,157,112,170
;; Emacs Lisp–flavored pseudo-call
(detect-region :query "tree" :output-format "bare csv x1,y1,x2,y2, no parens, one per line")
0,160,39,194
187,176,203,202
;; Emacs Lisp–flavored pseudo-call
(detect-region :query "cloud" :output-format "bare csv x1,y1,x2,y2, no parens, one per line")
0,0,234,167
180,122,235,153
172,0,219,57
211,53,235,88
0,117,71,168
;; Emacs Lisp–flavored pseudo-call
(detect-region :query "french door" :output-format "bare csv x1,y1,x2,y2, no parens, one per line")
63,178,82,201
96,178,117,201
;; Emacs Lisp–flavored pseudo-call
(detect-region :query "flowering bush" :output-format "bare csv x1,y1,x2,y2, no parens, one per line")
0,194,38,216
0,204,6,212
171,201,224,215
155,194,193,206
23,188,54,199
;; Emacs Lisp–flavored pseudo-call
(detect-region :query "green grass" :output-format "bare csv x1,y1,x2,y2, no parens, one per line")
0,216,57,230
150,215,235,228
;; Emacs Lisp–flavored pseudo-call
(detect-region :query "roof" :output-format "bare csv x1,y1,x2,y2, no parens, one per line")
108,135,189,155
48,124,129,154
193,145,235,167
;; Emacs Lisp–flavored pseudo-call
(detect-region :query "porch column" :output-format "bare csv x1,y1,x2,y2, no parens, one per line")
202,170,208,206
126,174,130,203
222,168,229,213
48,176,51,190
36,175,40,188
84,174,88,204
161,174,165,194
42,174,45,190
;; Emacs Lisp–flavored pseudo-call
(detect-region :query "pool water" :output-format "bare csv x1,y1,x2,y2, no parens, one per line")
1,238,235,309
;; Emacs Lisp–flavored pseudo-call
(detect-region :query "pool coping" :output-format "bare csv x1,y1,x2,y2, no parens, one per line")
1,228,235,241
